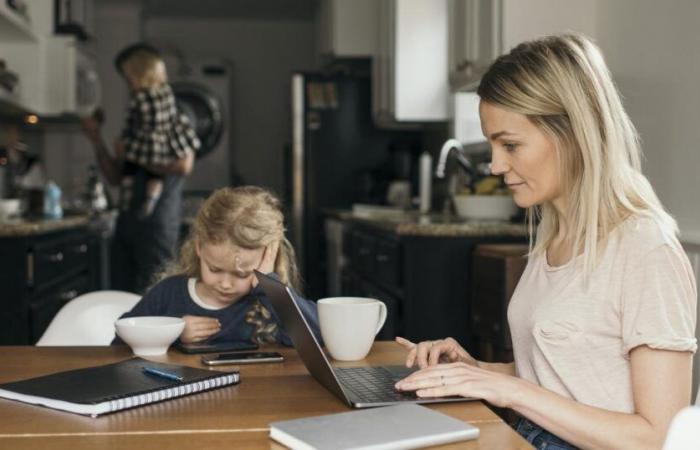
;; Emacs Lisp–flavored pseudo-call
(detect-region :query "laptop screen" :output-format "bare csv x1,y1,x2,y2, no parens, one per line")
255,271,351,404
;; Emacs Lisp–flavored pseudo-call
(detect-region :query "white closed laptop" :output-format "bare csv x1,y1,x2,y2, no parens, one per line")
270,403,479,450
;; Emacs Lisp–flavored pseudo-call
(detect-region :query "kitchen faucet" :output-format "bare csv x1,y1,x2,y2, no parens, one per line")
435,138,476,178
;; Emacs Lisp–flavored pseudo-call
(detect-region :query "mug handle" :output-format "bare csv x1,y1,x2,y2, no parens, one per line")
374,301,387,336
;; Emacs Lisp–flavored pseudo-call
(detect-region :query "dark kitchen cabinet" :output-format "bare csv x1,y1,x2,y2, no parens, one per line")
341,227,403,340
0,226,100,344
340,220,526,348
471,244,529,362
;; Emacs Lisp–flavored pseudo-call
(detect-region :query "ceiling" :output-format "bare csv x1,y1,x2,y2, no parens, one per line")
142,0,318,21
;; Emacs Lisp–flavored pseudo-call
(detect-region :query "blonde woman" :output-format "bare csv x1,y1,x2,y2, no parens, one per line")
113,186,320,346
395,34,697,449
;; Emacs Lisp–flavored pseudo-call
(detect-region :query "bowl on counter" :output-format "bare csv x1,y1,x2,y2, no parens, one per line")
0,198,22,221
453,194,518,221
115,316,185,356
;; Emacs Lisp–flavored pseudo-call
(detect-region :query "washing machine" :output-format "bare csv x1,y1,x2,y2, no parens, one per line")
169,60,233,192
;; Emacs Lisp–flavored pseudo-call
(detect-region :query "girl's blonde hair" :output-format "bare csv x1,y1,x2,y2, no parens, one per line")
171,186,301,291
120,49,168,89
477,33,677,278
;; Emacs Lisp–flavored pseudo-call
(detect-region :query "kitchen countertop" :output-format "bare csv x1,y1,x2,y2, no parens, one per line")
326,209,528,237
0,210,117,238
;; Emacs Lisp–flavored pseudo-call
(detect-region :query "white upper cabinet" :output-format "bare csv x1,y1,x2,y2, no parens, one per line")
316,0,379,58
449,0,598,91
373,0,450,126
448,0,501,91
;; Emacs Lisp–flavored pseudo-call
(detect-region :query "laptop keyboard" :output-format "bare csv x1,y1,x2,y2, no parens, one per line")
335,366,419,403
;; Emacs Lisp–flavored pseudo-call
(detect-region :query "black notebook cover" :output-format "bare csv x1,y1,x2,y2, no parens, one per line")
0,358,239,417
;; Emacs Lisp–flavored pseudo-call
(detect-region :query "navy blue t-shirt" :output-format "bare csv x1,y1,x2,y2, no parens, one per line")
112,274,320,346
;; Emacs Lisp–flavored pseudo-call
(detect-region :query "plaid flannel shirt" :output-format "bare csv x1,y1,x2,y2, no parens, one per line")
121,84,201,167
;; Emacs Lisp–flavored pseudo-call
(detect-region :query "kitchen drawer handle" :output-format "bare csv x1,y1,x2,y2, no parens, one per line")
58,289,79,301
376,254,389,262
72,244,88,253
47,252,64,262
359,248,371,256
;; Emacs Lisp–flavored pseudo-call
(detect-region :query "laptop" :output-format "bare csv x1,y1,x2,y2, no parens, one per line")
256,271,474,408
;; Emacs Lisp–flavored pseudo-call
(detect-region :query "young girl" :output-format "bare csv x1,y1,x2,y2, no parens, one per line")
116,44,200,217
113,186,320,346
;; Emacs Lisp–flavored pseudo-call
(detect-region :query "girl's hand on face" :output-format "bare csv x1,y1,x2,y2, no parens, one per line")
395,336,479,369
394,362,523,408
251,240,280,288
180,315,221,343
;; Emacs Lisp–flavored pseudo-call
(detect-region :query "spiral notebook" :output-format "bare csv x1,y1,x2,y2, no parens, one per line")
0,358,239,417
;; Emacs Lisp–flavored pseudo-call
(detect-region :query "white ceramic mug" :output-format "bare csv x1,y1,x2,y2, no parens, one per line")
318,297,387,361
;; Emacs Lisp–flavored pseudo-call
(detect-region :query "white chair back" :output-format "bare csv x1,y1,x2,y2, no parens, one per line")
36,290,140,346
663,406,700,450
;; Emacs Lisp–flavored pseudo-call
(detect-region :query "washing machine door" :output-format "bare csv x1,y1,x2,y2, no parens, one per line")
171,82,223,159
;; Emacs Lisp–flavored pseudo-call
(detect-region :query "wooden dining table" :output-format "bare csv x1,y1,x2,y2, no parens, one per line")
0,342,531,449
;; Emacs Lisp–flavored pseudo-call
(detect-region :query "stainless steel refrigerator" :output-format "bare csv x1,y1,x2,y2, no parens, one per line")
288,62,420,298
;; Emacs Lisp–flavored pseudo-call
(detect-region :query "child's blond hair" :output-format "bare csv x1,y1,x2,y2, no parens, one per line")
171,186,301,291
120,49,167,90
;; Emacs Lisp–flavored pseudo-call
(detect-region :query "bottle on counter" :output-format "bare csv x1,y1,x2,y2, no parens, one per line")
43,180,63,219
418,151,432,214
85,165,108,213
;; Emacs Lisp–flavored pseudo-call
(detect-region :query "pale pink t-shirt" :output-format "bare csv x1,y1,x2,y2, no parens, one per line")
508,216,697,413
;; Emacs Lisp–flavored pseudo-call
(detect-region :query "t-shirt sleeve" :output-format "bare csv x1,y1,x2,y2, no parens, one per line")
621,244,698,355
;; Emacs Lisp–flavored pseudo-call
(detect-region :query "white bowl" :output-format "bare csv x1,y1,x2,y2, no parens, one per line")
0,198,22,220
115,316,185,356
453,194,518,221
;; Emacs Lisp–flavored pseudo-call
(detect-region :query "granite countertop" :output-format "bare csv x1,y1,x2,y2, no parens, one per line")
326,209,528,237
0,210,117,238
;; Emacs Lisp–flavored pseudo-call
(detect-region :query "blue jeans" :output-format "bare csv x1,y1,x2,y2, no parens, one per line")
515,418,579,450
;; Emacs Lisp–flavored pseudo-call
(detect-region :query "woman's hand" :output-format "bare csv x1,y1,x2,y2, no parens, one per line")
395,336,479,369
251,240,280,288
394,362,525,408
180,315,221,343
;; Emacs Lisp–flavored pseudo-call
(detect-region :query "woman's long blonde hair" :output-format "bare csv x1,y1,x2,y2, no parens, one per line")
170,186,301,291
477,33,677,278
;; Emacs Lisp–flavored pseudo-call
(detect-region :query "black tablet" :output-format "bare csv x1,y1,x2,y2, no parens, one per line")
175,341,259,354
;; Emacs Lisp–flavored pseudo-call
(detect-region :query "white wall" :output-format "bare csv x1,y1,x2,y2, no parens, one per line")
501,0,598,51
144,17,316,196
594,0,700,244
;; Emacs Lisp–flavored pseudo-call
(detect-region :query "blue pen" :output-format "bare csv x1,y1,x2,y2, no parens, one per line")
142,366,184,382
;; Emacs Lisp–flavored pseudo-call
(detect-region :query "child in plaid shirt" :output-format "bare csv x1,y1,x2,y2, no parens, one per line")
116,47,200,217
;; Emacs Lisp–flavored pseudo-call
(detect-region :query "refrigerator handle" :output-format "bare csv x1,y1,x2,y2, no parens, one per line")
291,74,305,269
